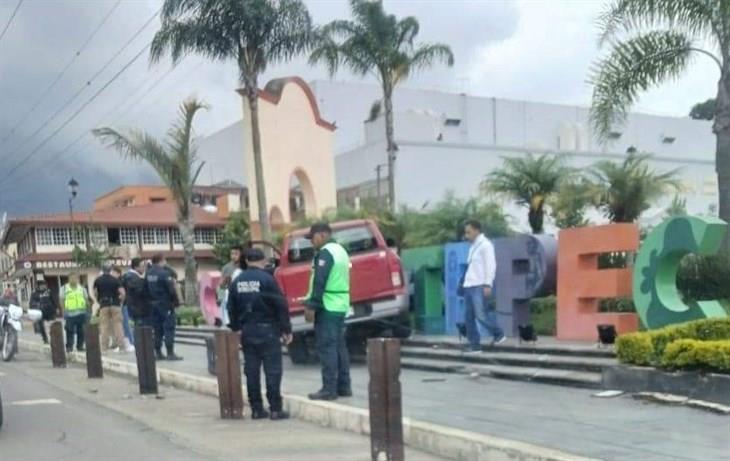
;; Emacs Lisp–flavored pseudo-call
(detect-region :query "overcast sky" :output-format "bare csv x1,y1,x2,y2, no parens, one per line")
0,0,719,215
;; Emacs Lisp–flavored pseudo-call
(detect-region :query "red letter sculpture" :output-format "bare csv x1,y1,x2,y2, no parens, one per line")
557,224,640,341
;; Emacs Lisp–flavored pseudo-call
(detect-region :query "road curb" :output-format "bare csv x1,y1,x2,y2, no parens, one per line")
19,339,603,461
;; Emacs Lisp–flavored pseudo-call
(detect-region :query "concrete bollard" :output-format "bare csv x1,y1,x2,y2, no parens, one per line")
368,338,404,461
214,331,243,419
84,323,103,378
134,326,158,394
49,321,66,368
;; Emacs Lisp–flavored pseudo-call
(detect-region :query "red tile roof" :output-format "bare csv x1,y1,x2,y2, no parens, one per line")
10,202,225,227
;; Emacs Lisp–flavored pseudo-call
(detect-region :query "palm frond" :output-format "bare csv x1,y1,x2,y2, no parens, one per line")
92,127,176,187
409,43,455,71
598,0,716,44
151,17,235,64
589,30,695,141
589,151,680,222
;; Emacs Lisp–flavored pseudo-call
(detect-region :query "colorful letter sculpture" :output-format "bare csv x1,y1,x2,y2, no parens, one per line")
633,215,729,329
494,234,557,336
557,224,640,341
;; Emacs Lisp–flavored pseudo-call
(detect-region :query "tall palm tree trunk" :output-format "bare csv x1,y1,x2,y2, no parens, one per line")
714,70,730,251
243,73,272,244
383,85,396,212
178,218,197,304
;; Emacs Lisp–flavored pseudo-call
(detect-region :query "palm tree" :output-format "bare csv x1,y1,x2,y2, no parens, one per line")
93,98,207,304
549,180,595,229
589,151,680,223
589,1,729,244
484,153,573,233
310,0,454,212
150,0,313,245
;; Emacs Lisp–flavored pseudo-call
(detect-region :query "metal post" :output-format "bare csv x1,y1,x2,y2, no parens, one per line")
49,320,66,368
84,323,103,378
214,331,243,419
135,326,158,394
368,338,404,461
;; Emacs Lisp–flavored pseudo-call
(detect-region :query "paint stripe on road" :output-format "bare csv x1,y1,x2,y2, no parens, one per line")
9,399,62,406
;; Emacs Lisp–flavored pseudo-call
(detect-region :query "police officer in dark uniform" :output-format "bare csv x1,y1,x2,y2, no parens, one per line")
145,253,182,361
228,248,292,420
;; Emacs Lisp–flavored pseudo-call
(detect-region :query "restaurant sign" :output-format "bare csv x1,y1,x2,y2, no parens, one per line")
20,259,132,270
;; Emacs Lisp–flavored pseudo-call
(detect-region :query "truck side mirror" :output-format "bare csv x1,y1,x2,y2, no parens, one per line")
385,238,396,248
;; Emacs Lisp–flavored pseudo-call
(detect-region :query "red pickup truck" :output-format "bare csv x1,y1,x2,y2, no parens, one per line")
274,219,410,363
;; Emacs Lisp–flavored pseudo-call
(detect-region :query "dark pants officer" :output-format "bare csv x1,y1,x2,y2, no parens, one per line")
151,304,176,355
228,249,292,420
241,323,283,414
315,311,351,396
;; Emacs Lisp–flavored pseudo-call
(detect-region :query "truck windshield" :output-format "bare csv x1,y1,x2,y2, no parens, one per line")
287,226,377,263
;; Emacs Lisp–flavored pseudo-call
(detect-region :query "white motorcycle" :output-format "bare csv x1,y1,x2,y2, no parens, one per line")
0,304,41,361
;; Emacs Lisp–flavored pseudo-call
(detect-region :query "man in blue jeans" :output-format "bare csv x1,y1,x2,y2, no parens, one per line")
462,219,505,353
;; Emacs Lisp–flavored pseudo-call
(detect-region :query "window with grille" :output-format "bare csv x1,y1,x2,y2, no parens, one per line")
36,228,54,246
215,229,223,243
88,228,108,247
194,228,215,245
172,229,183,244
120,227,138,245
52,228,70,245
141,227,169,245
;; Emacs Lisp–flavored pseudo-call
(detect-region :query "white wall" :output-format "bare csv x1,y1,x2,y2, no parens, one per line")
311,79,715,163
387,142,716,233
197,121,247,187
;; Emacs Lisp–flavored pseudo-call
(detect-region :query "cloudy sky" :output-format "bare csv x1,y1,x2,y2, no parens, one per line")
0,0,719,216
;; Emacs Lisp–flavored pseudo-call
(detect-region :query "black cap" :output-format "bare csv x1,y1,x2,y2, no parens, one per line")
245,248,266,262
305,222,332,239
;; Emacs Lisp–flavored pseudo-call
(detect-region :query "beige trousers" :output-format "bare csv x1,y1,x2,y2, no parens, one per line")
99,306,125,351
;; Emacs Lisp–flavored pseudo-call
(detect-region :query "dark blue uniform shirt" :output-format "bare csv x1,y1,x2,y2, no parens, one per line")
145,264,179,310
227,267,291,336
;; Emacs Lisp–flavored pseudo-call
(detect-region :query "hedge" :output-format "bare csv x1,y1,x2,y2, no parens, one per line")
661,339,730,372
616,318,730,373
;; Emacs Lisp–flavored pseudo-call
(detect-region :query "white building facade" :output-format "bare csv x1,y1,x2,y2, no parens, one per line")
309,80,717,232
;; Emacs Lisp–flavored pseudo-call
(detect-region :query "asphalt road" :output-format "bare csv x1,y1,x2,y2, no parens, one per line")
0,360,216,461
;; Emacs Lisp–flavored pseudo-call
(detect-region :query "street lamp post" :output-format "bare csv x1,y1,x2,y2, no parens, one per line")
68,178,79,248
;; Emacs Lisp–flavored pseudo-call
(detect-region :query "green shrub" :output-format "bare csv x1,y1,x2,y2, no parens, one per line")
616,332,654,366
528,296,556,336
177,306,204,326
599,297,635,313
662,339,730,372
616,318,730,372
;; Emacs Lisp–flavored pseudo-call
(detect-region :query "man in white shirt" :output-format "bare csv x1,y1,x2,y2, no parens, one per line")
462,220,505,353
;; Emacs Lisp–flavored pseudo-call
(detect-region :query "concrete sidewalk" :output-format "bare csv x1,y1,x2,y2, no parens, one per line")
5,350,445,461
21,332,730,461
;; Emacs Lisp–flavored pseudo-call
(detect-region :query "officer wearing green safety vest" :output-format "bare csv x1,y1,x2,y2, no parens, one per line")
60,273,90,353
303,222,352,401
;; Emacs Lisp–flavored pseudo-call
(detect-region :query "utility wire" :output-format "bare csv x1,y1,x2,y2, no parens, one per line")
0,0,24,46
0,7,159,161
0,40,152,189
0,56,195,194
0,0,122,143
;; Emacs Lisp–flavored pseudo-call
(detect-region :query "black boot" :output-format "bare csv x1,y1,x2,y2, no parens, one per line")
251,408,270,420
155,349,166,360
166,346,183,361
270,410,290,421
338,388,353,398
308,389,337,401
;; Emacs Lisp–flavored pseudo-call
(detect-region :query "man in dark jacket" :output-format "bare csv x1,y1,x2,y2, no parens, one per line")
122,258,150,326
228,248,292,420
29,280,58,344
145,253,182,361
